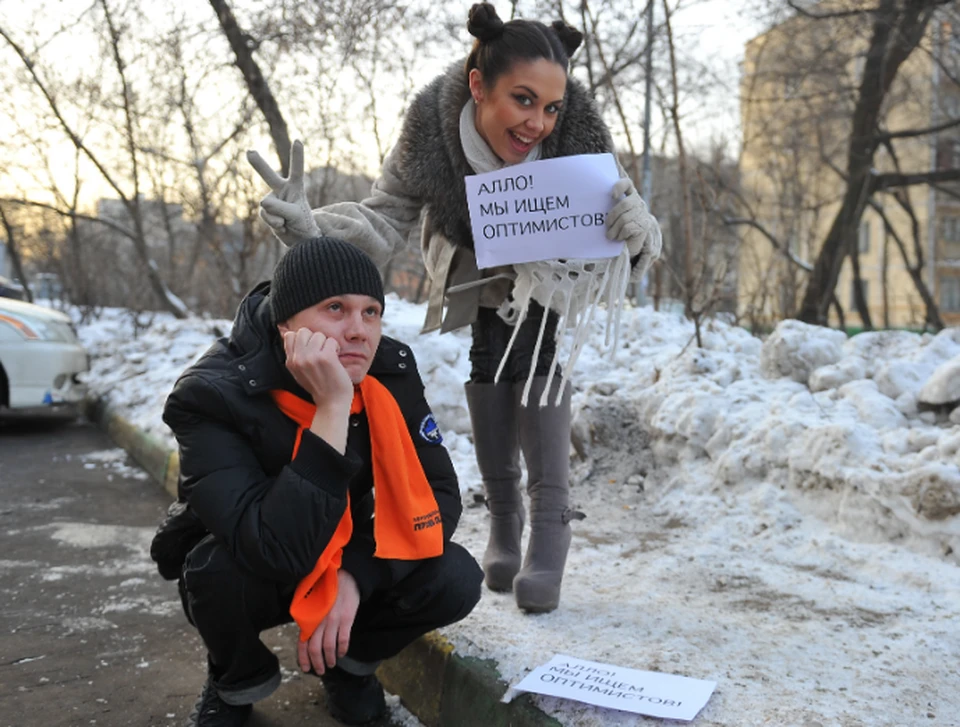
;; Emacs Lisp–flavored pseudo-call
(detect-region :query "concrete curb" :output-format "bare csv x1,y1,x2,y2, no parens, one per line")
83,395,558,727
378,632,561,727
84,397,179,498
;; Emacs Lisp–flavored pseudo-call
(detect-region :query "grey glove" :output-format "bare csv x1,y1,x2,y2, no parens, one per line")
606,177,662,276
246,140,321,246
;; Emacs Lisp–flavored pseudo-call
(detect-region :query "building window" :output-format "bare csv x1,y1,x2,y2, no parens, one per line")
853,56,865,83
940,277,960,313
942,216,960,245
849,279,868,309
858,221,870,254
944,95,960,121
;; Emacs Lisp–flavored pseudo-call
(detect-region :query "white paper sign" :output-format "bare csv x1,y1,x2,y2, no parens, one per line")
464,153,624,269
506,654,717,722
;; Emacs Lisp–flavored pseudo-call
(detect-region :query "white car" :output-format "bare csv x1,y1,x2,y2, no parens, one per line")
0,297,89,418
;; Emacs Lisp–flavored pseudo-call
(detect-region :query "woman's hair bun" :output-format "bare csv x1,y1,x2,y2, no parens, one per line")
468,3,505,42
551,20,583,56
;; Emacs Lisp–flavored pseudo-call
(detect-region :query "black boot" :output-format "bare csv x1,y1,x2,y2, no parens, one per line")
184,677,252,727
320,666,387,725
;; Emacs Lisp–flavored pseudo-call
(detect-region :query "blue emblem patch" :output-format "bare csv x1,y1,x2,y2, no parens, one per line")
419,414,443,444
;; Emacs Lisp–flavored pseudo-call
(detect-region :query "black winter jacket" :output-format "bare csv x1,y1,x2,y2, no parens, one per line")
161,282,462,600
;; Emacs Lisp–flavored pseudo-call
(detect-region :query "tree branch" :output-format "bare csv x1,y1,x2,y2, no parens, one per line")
724,217,814,272
872,168,960,191
0,25,129,202
0,198,137,239
208,0,291,175
873,115,960,143
786,0,882,20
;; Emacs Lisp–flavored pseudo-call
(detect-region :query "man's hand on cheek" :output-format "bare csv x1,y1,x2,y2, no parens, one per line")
281,327,354,407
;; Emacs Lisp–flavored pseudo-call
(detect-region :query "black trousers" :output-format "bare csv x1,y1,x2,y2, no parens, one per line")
179,535,482,702
469,303,560,383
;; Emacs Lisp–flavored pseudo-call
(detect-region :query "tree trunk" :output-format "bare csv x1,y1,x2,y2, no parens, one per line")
66,212,89,306
662,0,696,319
209,0,292,175
881,218,890,329
0,206,32,303
850,242,873,329
100,0,188,319
873,194,945,330
797,0,936,324
67,159,91,307
830,292,845,331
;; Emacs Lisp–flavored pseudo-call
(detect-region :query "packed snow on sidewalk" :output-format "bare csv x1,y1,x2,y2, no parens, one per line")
74,297,960,727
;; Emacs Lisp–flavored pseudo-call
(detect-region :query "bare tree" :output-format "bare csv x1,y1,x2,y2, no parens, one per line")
206,0,456,300
209,0,292,175
1,0,744,322
0,205,32,302
0,3,188,317
738,0,960,330
801,0,956,325
0,1,288,317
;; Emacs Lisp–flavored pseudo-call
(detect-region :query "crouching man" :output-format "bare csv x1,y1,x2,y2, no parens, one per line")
153,236,483,726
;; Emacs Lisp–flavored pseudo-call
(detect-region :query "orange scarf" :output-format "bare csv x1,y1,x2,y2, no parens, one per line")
270,375,443,641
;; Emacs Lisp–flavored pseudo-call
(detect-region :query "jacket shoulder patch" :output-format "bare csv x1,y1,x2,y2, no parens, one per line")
419,414,443,445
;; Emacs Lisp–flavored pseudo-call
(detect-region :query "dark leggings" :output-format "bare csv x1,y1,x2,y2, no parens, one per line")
469,303,560,383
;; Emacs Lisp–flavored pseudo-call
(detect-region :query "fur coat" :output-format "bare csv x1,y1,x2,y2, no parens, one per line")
311,61,618,333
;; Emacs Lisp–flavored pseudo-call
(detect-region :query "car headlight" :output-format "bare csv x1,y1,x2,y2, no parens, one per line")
0,312,57,340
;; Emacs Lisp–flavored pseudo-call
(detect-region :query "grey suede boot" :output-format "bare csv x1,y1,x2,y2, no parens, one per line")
465,382,525,592
513,377,582,613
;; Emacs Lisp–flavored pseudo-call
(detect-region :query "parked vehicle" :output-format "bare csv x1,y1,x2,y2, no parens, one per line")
0,297,88,419
0,275,26,300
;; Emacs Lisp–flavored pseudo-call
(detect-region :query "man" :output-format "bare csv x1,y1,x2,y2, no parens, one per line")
153,236,482,726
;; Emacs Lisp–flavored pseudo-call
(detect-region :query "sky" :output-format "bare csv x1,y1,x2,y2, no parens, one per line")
70,292,960,726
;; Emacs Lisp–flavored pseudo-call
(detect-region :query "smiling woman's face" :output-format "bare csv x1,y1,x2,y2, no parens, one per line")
469,58,567,165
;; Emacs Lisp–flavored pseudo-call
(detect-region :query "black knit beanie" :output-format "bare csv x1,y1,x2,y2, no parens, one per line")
270,236,385,325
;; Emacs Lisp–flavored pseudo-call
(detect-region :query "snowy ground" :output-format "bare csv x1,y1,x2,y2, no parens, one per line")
72,296,960,727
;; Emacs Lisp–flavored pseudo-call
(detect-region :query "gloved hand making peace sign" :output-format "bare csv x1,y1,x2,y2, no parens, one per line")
246,140,321,246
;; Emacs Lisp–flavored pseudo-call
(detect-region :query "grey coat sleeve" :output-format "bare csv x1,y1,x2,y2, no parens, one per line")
310,146,424,268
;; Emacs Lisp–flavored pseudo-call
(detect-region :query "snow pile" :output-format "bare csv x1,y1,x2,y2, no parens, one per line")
919,354,960,409
760,318,847,382
78,310,233,445
73,297,960,726
609,317,960,559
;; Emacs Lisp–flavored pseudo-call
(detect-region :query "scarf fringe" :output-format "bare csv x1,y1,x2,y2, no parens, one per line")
495,247,632,407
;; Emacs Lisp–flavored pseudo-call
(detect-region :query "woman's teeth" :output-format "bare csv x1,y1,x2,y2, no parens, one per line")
510,131,534,145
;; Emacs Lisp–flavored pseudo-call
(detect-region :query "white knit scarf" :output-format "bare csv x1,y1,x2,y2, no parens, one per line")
459,101,632,407
459,99,541,173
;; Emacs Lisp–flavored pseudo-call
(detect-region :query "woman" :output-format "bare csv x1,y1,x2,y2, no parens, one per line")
248,2,660,613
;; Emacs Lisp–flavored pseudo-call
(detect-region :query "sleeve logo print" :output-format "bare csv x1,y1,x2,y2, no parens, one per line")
419,413,443,444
